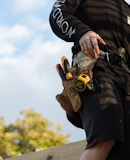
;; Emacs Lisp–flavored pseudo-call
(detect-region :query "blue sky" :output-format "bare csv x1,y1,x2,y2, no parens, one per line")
0,0,130,144
0,0,85,143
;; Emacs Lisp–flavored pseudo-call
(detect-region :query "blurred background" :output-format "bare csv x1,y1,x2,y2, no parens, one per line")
0,0,85,143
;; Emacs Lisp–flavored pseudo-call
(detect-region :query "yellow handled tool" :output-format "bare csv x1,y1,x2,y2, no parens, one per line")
61,56,73,80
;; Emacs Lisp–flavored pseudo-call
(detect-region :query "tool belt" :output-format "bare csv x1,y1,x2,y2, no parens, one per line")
56,47,130,114
73,47,130,74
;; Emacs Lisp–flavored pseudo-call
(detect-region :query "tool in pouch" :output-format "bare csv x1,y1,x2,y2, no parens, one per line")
55,56,83,114
74,73,95,91
57,56,94,92
56,64,66,81
61,56,73,80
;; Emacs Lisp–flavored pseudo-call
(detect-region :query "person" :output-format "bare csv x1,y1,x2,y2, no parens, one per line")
49,0,130,159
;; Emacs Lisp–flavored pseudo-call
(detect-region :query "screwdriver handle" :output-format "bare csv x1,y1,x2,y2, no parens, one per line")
61,56,73,80
56,64,66,81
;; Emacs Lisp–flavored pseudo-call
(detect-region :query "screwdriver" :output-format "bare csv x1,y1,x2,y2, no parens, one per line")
61,56,73,80
56,64,66,81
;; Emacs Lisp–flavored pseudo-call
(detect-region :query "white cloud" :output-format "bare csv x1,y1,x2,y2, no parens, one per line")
0,37,72,89
0,39,72,124
25,16,50,32
0,42,16,55
0,0,85,142
0,24,32,42
9,24,33,40
0,24,33,55
14,0,47,12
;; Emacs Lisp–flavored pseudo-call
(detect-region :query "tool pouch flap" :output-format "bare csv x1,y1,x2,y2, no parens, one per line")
56,89,74,114
63,80,82,112
56,79,82,114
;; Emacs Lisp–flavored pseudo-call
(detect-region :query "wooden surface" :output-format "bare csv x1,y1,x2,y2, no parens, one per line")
5,140,86,160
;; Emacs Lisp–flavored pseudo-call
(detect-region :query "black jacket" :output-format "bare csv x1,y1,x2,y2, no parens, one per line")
49,0,130,128
49,0,130,59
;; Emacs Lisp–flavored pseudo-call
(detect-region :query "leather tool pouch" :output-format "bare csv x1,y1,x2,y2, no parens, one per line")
56,67,82,115
56,88,74,115
56,52,97,114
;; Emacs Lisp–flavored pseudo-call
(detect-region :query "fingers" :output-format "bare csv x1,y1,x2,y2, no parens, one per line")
79,31,106,58
83,37,95,58
80,35,99,58
96,34,106,45
80,37,97,58
90,36,100,58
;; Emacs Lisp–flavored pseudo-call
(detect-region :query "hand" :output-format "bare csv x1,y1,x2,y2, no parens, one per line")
79,31,106,58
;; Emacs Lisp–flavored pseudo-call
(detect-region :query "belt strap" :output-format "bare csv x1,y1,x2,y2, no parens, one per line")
100,48,130,74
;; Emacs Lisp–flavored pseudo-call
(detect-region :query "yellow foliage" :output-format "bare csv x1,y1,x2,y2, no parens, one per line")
0,108,70,159
0,155,3,160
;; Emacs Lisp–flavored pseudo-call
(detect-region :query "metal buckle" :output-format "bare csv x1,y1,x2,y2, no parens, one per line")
105,52,110,61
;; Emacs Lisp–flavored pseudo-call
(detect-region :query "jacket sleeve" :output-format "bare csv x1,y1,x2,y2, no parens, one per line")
49,0,92,42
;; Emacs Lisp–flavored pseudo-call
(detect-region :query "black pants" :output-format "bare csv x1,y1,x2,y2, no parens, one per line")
79,59,130,160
